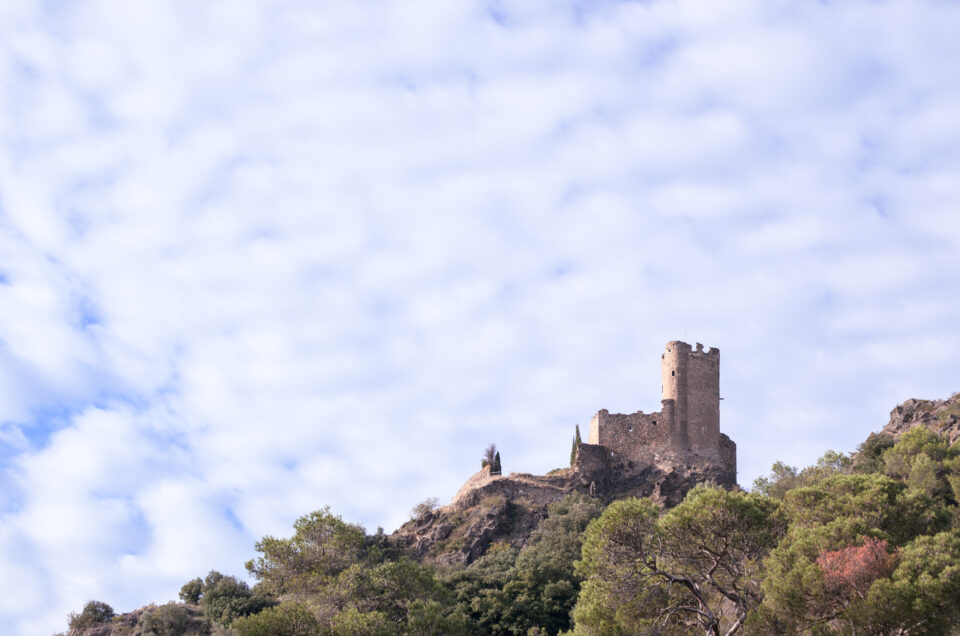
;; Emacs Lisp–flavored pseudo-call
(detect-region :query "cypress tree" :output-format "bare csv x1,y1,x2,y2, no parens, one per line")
492,451,502,475
570,424,582,466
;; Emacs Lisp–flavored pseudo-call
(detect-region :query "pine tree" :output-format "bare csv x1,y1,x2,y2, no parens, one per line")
570,424,582,466
492,451,502,475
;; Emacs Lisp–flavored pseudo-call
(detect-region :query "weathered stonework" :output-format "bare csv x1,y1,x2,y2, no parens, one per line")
584,341,736,481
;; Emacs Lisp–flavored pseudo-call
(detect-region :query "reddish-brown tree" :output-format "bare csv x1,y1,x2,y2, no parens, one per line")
816,537,897,601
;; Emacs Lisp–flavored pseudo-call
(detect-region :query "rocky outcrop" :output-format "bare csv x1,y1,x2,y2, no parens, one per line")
881,393,960,445
392,443,736,565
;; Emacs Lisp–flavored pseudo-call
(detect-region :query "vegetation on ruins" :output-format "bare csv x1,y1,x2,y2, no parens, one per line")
62,411,960,635
483,443,498,470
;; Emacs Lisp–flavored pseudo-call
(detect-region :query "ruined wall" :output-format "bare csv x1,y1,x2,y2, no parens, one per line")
573,442,616,475
587,407,676,463
719,433,737,480
451,466,499,505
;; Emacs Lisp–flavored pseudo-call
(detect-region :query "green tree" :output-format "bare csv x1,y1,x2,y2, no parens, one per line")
570,425,582,467
231,601,320,636
442,494,604,635
759,470,956,633
246,506,366,595
441,544,518,633
501,494,605,634
200,570,274,626
883,426,960,504
752,451,852,500
573,487,785,635
406,598,472,636
492,451,502,475
67,600,114,630
139,603,192,636
854,432,895,473
328,608,396,636
334,557,451,626
179,577,203,604
866,529,960,633
752,461,800,499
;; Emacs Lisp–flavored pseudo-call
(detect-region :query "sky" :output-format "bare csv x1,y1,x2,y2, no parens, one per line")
1,0,960,633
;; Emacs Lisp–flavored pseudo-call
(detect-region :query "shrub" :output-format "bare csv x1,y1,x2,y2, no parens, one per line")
68,600,114,629
139,603,191,636
179,577,203,604
410,497,439,521
201,571,274,626
232,602,319,636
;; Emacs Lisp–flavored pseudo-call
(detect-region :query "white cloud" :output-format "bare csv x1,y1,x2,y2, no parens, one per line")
1,0,960,633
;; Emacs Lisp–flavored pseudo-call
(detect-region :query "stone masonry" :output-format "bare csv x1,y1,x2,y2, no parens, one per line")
584,341,736,478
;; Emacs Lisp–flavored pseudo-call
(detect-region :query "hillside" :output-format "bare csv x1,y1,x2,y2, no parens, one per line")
59,390,960,636
393,450,735,566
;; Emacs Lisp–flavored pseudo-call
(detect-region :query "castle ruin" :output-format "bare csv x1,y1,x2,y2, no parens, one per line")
583,340,736,477
425,340,738,563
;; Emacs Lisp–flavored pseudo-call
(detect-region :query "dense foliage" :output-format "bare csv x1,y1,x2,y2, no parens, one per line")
61,424,960,635
67,600,115,629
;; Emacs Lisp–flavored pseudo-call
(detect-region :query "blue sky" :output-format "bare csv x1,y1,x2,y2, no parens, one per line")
2,0,960,633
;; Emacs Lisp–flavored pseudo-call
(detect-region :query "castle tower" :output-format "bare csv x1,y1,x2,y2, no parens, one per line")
662,341,720,455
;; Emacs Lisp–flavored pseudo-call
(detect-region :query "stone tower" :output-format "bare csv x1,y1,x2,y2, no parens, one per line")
661,341,720,456
585,340,733,479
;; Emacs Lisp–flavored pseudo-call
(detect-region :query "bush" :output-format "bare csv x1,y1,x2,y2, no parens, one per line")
410,497,440,521
67,600,114,629
201,571,275,626
232,602,320,636
855,432,895,473
179,577,203,604
139,603,192,636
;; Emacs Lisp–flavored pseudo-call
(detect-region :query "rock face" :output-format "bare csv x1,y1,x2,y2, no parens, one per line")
392,445,736,566
881,393,960,445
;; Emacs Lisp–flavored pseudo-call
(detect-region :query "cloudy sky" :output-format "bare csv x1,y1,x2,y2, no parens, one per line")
2,0,960,633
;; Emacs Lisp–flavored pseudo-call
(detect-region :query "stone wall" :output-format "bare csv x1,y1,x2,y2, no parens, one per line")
719,433,737,480
573,442,616,475
588,407,677,464
451,465,499,505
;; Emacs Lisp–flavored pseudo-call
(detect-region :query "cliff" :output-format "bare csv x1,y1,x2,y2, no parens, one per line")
881,392,960,444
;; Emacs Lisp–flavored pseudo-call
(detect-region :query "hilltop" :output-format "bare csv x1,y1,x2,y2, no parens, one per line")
394,340,738,564
882,391,960,444
58,344,960,635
